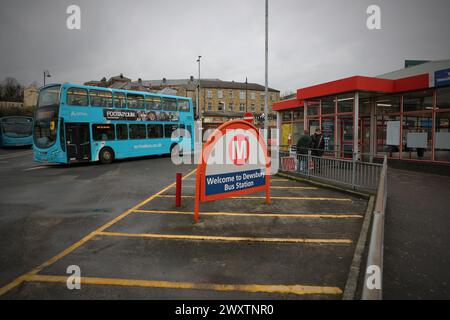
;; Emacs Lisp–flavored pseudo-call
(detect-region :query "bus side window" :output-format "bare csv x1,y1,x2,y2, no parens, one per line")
67,88,89,106
147,124,163,139
129,124,146,139
145,96,162,110
116,124,128,140
113,92,126,108
127,94,145,109
178,100,190,112
162,98,177,111
164,124,178,138
92,124,115,141
90,90,112,108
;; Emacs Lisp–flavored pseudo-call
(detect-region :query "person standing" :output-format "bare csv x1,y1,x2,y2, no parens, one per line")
311,128,325,172
296,131,312,172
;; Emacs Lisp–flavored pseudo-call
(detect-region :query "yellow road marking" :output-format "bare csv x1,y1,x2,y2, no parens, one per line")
97,231,353,245
156,195,352,201
132,209,363,219
0,169,197,297
25,274,342,296
179,185,317,190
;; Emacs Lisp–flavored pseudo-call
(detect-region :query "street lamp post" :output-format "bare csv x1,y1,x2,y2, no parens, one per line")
264,0,269,130
43,70,51,86
196,56,202,121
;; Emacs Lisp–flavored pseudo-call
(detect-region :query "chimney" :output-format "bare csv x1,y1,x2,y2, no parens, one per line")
138,78,142,85
162,78,167,84
190,75,194,81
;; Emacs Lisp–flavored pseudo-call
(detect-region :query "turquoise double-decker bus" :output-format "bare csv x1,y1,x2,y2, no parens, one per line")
0,116,33,147
33,84,194,164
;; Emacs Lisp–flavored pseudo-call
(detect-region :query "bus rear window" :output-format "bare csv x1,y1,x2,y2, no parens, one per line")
90,90,112,108
127,94,145,109
162,98,177,111
178,100,190,112
67,88,88,106
145,96,162,110
92,124,115,141
129,124,146,139
113,92,126,108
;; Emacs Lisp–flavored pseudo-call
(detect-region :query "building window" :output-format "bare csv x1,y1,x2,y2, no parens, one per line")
229,103,234,111
437,87,450,110
240,91,246,100
250,92,256,100
251,104,255,111
282,111,292,122
375,95,401,114
207,102,212,111
402,115,432,160
403,90,433,112
217,90,223,99
337,94,354,113
207,90,213,98
92,124,115,141
321,96,335,114
229,90,234,98
239,103,245,111
306,101,320,116
218,103,224,112
66,88,88,106
435,111,450,162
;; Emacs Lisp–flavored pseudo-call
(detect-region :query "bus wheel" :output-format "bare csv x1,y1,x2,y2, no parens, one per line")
99,147,114,164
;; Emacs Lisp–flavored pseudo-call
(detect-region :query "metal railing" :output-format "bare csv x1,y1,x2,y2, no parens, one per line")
362,156,387,300
278,146,383,192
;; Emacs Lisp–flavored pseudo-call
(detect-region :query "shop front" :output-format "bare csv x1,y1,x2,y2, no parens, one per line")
274,61,450,164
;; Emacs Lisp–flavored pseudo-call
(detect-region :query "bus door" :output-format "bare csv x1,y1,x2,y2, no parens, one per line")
66,123,91,162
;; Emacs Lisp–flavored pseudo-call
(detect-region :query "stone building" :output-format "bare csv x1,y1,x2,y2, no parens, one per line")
85,75,280,129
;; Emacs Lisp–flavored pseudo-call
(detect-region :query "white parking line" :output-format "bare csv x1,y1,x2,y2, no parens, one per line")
23,166,47,171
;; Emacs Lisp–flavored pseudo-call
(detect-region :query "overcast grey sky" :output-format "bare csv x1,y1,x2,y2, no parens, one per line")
0,0,449,93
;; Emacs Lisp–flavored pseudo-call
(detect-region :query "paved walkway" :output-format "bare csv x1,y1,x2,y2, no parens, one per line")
384,168,450,299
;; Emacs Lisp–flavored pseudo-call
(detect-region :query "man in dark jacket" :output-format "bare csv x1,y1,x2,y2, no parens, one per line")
311,128,325,156
311,128,325,172
296,132,312,172
296,133,312,155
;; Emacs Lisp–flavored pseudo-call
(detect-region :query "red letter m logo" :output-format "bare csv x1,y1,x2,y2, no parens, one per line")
229,135,249,166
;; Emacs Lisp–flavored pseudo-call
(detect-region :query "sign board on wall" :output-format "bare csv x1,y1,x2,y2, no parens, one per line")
386,121,400,146
194,120,270,222
407,132,428,149
435,68,450,88
435,132,450,149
